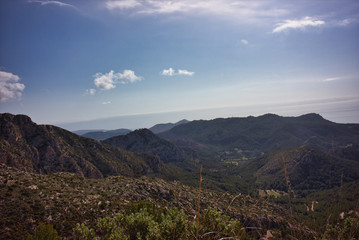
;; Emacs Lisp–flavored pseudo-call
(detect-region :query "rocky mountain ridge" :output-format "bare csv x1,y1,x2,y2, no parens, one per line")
0,113,163,178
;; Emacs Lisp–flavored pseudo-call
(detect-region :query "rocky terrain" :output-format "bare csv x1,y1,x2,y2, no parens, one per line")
0,113,163,178
0,164,314,239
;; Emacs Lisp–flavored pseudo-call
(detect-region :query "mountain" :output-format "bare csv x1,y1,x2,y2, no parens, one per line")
81,128,132,141
239,146,359,191
149,119,189,134
103,128,188,163
159,113,359,157
73,129,105,135
0,113,163,178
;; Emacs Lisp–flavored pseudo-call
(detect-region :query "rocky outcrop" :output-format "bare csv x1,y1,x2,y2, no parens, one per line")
0,113,163,178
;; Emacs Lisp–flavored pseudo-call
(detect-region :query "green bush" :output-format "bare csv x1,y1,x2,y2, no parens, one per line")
27,222,60,240
193,207,247,240
322,215,359,240
73,204,247,240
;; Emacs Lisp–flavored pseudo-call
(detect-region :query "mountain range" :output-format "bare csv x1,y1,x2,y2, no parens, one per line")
80,128,132,141
73,119,189,141
159,113,359,157
0,112,358,239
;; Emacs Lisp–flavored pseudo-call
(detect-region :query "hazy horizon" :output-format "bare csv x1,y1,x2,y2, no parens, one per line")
55,96,359,131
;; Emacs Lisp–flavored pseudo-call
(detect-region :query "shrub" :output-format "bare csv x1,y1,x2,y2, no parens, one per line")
73,205,247,240
27,222,60,240
193,207,247,240
322,215,359,240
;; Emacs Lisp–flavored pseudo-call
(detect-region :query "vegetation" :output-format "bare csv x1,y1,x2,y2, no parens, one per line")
26,223,60,240
0,164,310,239
322,214,359,239
73,204,248,240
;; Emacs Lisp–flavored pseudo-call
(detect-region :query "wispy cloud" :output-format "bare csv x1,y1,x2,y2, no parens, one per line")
104,0,288,23
178,69,194,76
161,68,194,76
273,16,325,33
102,101,112,105
322,77,344,82
0,71,25,102
241,39,249,45
106,0,141,10
93,69,142,90
333,18,358,27
29,0,75,8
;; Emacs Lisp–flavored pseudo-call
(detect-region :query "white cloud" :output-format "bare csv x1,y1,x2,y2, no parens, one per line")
102,101,112,105
178,69,194,76
93,69,142,90
29,0,75,8
106,0,141,10
118,69,142,83
161,68,175,76
241,39,249,45
94,70,117,90
0,71,25,102
273,16,325,33
104,0,289,23
161,68,194,76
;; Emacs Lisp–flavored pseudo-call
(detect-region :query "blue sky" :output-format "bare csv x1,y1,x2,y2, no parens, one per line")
1,0,359,130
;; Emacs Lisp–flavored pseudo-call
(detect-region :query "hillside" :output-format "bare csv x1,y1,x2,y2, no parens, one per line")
159,113,359,159
81,128,132,141
0,113,163,178
103,128,188,163
239,146,359,191
149,119,189,134
0,164,315,239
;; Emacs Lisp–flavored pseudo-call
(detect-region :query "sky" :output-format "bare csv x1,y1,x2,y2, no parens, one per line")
1,0,359,130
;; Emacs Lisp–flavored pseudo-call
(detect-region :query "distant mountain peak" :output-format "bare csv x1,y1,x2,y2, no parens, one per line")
103,128,187,163
298,113,325,121
132,128,155,136
149,119,189,134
